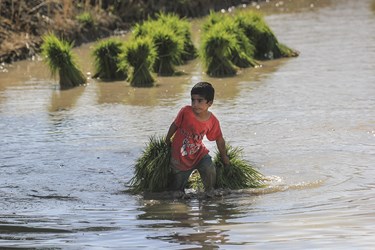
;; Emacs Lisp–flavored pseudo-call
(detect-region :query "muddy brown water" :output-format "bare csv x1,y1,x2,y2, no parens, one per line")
1,0,374,248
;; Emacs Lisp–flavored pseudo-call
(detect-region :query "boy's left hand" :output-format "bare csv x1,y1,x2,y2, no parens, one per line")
222,155,230,167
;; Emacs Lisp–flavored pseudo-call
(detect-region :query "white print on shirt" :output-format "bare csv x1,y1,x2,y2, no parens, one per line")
180,137,201,157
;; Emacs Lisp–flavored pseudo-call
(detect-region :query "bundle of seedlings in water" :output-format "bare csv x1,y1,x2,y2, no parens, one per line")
203,12,258,69
200,25,238,77
214,145,265,189
133,17,184,75
41,33,86,90
130,135,265,194
221,21,259,68
234,11,298,59
188,144,265,190
201,10,224,32
156,12,197,61
149,27,183,76
120,38,156,87
129,136,172,193
92,38,127,81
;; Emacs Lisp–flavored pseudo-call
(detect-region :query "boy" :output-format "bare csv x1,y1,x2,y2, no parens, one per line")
165,82,230,197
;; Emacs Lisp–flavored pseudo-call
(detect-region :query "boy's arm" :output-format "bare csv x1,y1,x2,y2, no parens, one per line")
165,122,178,146
216,136,230,167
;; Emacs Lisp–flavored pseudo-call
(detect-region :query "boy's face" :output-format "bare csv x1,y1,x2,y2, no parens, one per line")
191,94,212,115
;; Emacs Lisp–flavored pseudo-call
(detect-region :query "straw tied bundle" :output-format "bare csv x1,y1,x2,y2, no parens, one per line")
130,136,264,193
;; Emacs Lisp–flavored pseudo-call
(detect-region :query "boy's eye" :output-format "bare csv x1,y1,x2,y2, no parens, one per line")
192,98,204,103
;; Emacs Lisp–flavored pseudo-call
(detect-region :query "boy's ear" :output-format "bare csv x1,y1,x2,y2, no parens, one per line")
207,100,213,106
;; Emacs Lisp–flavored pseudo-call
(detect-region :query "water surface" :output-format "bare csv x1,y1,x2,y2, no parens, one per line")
1,0,374,249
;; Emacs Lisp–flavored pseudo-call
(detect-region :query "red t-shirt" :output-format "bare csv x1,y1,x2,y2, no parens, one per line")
170,105,223,171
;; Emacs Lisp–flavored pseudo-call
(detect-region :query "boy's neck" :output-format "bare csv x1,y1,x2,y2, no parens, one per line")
193,109,211,121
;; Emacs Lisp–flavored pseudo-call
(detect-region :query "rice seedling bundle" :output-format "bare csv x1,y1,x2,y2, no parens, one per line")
214,145,265,189
92,38,127,81
130,136,265,193
202,10,225,32
129,136,172,193
234,11,298,59
222,22,258,68
121,38,156,87
202,12,258,69
148,26,183,76
156,12,197,61
41,33,86,90
133,15,195,74
200,24,238,77
132,22,153,38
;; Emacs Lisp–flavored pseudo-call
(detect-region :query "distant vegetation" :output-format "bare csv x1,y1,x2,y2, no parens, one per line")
41,8,298,89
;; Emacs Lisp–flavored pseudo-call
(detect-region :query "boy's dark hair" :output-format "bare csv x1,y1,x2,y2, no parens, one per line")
191,82,215,102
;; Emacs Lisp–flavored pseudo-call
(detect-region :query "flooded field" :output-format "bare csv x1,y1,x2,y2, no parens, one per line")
0,0,374,248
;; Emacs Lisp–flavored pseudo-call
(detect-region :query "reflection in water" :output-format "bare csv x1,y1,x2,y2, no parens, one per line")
137,200,245,248
49,86,85,112
95,69,191,106
48,86,86,138
90,57,288,106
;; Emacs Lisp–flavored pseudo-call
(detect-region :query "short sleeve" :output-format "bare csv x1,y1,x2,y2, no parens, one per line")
173,106,186,128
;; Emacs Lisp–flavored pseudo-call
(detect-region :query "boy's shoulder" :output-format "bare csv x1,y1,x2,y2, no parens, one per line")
179,105,192,113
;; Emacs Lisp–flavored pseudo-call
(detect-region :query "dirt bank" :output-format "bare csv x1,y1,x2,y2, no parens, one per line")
0,0,126,63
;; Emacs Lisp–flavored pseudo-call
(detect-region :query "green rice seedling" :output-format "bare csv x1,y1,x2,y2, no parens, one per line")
223,21,259,68
129,136,265,194
148,26,183,76
129,136,172,193
132,21,152,38
156,12,197,61
235,11,298,59
120,37,156,87
202,11,226,32
133,21,183,76
276,42,300,58
214,145,265,189
200,24,238,77
234,11,277,59
41,33,86,90
92,38,127,81
187,144,265,190
202,12,258,69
